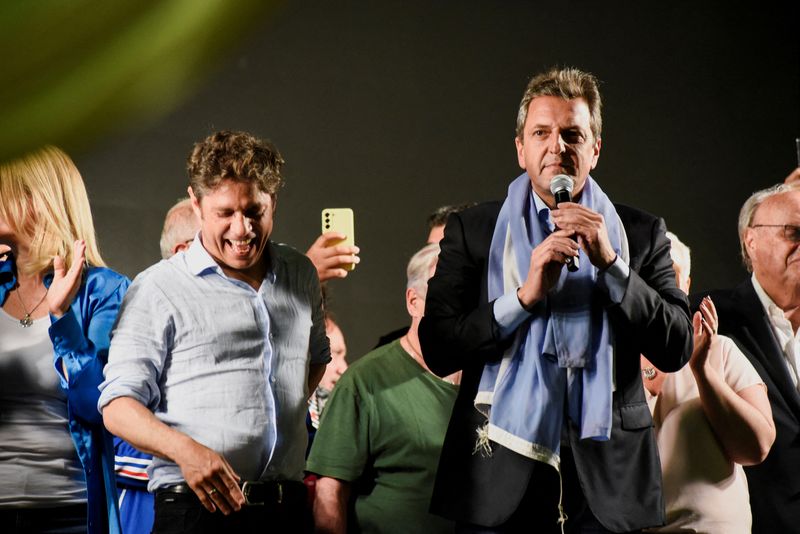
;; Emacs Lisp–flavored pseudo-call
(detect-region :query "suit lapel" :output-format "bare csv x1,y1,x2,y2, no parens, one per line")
729,281,800,417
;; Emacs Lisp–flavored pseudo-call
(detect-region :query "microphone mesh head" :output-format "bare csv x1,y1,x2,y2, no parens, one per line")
549,174,574,195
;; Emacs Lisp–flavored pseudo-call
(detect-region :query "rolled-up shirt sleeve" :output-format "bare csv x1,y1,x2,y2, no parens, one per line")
306,261,331,366
98,273,172,412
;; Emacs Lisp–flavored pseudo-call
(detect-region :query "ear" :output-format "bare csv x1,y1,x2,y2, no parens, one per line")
590,136,602,170
172,242,190,255
187,186,202,219
406,287,423,318
743,228,758,260
515,136,526,170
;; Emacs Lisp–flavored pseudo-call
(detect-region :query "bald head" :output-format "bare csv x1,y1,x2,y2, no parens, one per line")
160,198,200,259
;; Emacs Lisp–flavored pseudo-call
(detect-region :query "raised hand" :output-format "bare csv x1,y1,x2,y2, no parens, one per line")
306,231,360,282
550,202,617,270
690,296,718,372
47,240,86,318
517,229,578,309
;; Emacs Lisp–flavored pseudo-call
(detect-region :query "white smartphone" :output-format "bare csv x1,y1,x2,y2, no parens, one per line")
321,208,356,271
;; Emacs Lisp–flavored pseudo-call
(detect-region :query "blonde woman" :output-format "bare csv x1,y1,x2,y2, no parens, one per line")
0,146,128,533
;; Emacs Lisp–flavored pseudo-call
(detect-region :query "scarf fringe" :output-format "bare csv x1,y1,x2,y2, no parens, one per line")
473,422,494,457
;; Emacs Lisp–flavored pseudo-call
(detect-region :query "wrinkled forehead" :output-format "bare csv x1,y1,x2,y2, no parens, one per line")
526,96,593,133
198,179,273,208
195,175,275,199
756,190,800,222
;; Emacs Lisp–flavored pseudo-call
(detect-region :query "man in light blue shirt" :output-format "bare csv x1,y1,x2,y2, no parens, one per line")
100,130,330,533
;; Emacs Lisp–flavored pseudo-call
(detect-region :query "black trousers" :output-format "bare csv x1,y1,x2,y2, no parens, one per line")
152,485,311,534
455,447,641,534
0,504,87,534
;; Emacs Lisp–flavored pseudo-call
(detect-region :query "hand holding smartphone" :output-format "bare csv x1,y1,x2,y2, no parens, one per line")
320,208,356,272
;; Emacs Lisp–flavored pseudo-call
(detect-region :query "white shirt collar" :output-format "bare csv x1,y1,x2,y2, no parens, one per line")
751,273,792,327
184,233,277,284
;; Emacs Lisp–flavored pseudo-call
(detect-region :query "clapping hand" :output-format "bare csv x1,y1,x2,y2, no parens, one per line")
690,296,718,372
47,240,86,318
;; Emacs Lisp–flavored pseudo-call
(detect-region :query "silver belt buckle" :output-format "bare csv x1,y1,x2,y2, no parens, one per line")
241,481,265,506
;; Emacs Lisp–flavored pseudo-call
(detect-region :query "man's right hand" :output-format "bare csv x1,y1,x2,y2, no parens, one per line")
516,229,578,309
173,437,245,514
102,397,247,514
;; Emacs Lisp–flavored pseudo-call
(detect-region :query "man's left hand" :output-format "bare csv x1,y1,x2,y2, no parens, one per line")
550,203,617,269
689,296,718,373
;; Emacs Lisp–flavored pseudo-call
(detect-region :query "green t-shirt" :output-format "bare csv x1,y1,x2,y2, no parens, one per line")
306,339,458,534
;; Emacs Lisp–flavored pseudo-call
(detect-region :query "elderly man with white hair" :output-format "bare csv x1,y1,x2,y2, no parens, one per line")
701,182,800,534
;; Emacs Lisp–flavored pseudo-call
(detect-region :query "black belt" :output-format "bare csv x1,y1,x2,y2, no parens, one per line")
156,480,306,507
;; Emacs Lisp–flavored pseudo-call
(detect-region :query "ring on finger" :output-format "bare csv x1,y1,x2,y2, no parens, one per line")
208,488,219,496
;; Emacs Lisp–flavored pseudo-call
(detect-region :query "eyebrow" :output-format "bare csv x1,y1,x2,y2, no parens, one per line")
529,123,585,133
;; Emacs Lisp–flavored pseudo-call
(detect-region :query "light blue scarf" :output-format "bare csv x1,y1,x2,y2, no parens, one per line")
475,173,628,469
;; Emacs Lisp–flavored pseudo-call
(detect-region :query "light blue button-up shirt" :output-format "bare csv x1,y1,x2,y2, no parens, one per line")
99,238,329,490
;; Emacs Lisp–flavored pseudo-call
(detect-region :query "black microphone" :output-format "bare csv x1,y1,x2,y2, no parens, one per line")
549,174,579,272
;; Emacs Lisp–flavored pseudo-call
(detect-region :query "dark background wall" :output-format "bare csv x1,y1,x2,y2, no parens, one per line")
73,1,800,360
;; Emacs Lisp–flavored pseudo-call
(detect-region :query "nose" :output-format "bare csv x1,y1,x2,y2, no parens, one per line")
231,213,253,236
548,132,566,154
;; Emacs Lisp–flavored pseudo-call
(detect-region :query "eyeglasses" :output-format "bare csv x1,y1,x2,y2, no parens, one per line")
750,224,800,242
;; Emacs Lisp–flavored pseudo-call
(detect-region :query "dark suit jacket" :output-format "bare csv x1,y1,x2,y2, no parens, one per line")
419,201,693,532
700,281,800,534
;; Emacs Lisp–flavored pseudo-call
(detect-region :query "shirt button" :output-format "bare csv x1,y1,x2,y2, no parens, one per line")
270,376,277,383
268,332,274,340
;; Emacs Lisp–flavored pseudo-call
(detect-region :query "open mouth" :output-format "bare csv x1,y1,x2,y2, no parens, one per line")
226,238,254,256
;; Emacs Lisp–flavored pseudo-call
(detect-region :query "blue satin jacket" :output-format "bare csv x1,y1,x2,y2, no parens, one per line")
0,255,129,534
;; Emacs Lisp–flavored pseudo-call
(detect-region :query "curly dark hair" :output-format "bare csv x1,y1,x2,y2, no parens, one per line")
187,130,285,200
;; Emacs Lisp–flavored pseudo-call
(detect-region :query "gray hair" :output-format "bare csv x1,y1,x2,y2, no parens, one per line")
665,231,691,283
406,243,440,297
159,197,199,259
738,182,800,271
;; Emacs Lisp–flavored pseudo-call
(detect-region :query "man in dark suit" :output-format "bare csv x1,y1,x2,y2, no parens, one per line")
703,182,800,534
419,67,693,533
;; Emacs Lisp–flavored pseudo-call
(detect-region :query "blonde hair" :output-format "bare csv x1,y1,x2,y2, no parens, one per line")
0,146,105,276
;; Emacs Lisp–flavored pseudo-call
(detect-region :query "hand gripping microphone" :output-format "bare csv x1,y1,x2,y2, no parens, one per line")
549,174,579,272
